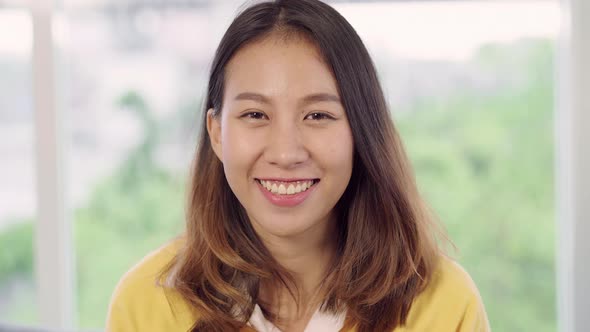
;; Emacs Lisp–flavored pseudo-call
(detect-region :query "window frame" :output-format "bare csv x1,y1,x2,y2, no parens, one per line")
555,0,590,331
31,0,74,328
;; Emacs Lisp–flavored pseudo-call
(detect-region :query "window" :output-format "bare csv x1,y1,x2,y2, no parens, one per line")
334,2,558,331
0,1,572,331
61,2,224,328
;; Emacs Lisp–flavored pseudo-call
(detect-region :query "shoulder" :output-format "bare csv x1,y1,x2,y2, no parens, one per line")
424,256,483,305
105,236,197,332
397,256,491,332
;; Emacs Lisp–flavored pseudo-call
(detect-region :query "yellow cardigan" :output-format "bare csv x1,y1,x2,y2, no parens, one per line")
106,239,490,332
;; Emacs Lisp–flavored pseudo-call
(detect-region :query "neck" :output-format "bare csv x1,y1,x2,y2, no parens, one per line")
257,215,338,318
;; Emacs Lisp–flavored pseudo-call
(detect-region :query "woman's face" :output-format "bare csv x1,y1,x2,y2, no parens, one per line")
208,35,354,239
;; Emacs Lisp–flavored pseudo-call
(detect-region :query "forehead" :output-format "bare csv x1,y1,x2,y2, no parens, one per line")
223,34,339,99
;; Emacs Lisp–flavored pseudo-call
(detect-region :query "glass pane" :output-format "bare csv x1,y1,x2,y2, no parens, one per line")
333,1,558,331
61,0,558,330
59,1,238,328
0,8,37,325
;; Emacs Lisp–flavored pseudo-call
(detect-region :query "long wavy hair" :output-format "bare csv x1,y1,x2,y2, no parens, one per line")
161,0,445,331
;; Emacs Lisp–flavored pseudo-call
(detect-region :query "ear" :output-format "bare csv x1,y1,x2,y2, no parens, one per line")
206,108,223,162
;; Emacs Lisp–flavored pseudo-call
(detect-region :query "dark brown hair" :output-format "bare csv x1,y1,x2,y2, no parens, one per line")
162,0,444,331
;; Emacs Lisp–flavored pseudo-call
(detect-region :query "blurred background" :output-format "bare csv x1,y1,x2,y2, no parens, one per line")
0,0,564,331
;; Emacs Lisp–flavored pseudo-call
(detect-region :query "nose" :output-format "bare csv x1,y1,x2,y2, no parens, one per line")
264,120,309,169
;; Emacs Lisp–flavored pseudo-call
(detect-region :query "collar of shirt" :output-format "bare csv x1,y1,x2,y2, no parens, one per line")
247,304,347,332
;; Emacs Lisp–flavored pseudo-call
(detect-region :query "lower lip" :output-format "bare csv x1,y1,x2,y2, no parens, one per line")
256,180,318,207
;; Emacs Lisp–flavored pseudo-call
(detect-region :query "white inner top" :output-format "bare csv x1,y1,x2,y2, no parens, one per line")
248,304,346,332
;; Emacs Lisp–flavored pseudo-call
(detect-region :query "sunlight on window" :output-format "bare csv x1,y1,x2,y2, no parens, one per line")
337,1,559,61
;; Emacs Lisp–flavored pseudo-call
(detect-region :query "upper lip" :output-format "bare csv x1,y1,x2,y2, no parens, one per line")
255,177,319,182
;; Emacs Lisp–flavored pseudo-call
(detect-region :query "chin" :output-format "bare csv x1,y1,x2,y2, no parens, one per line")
252,215,320,238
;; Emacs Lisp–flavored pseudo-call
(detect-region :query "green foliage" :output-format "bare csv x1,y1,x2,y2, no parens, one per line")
0,221,33,285
396,39,556,332
74,90,185,327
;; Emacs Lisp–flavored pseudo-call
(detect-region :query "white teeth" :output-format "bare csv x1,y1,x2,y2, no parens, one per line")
259,180,316,195
287,184,295,194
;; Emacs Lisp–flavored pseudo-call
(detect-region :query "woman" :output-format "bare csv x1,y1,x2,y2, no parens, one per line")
106,0,490,331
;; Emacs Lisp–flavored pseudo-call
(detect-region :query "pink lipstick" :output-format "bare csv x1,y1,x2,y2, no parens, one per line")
255,179,319,207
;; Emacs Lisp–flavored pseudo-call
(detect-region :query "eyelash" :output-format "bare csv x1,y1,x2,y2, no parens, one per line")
304,112,335,121
240,111,335,121
241,111,267,120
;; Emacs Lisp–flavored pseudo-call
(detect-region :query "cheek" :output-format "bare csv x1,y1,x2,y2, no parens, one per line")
322,128,354,170
220,122,263,178
307,126,354,191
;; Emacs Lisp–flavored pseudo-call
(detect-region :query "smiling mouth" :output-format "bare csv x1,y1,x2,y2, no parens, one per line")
255,179,320,195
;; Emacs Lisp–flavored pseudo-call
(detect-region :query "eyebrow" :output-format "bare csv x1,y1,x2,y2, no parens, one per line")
234,92,341,105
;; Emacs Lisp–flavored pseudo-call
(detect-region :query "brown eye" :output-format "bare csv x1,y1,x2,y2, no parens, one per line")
305,112,334,121
242,111,267,120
